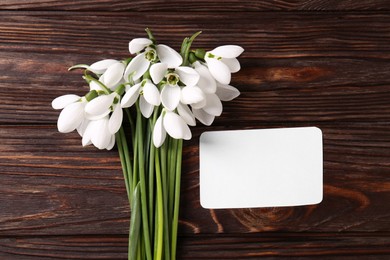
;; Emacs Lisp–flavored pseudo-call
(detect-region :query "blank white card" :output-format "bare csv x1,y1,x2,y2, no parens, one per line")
199,127,323,209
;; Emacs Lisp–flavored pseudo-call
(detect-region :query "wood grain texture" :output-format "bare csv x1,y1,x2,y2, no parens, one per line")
0,13,389,124
0,125,389,236
0,233,389,259
0,4,389,259
0,12,389,58
0,0,390,11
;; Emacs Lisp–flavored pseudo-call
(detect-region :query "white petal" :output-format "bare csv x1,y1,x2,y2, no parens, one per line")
77,119,90,137
57,102,85,133
106,134,116,150
121,83,141,108
216,83,240,101
85,110,110,120
85,93,116,116
103,62,125,89
203,93,223,116
143,81,161,106
190,98,207,109
108,104,123,134
89,59,118,74
82,121,93,147
163,111,192,140
175,66,200,87
150,63,168,84
177,103,196,126
140,95,154,118
192,108,215,126
210,45,244,58
156,44,183,68
161,85,181,111
91,117,111,150
52,94,80,109
89,80,103,91
193,61,217,94
123,53,150,81
181,86,205,105
222,58,240,73
153,114,166,148
205,57,231,85
129,38,152,54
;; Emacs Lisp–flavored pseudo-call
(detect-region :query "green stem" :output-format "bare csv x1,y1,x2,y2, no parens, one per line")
161,139,171,260
135,105,152,260
168,138,178,222
124,108,135,146
82,74,111,94
147,108,159,242
115,129,130,200
154,149,164,260
119,127,133,199
129,183,141,260
171,139,183,260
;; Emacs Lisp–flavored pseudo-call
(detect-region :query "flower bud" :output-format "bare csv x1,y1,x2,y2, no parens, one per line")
195,48,206,60
189,52,197,64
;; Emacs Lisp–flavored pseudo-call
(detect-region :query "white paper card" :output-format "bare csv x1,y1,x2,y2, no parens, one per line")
199,127,323,209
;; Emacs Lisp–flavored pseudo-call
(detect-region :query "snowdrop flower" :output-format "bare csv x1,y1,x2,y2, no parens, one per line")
88,60,125,91
121,79,161,118
52,94,87,133
191,83,240,126
192,61,217,94
84,92,123,136
205,45,244,85
124,38,182,82
215,82,241,102
150,62,203,111
153,110,192,148
82,115,116,150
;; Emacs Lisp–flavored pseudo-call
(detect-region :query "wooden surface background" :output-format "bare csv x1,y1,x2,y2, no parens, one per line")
1,0,390,259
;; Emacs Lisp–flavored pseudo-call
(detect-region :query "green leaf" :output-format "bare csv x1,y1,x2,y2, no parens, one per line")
68,64,89,71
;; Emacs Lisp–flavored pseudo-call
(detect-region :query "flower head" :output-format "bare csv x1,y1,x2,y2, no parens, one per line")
204,45,244,85
52,94,85,133
53,30,243,150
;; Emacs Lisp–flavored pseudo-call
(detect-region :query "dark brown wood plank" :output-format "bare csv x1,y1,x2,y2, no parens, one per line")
1,56,390,124
0,124,389,236
0,12,389,58
0,0,390,11
0,233,389,259
1,12,389,124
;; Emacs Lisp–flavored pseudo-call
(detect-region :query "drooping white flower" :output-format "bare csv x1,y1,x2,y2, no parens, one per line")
82,115,115,150
129,38,153,54
152,110,192,148
52,94,87,133
191,92,222,126
215,82,240,101
191,82,240,126
192,61,217,94
88,60,125,91
89,59,119,74
204,45,244,85
124,39,183,82
121,79,161,118
84,92,123,135
101,61,125,91
85,92,117,119
150,63,201,111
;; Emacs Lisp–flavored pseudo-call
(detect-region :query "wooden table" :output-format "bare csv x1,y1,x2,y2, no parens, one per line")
1,1,389,259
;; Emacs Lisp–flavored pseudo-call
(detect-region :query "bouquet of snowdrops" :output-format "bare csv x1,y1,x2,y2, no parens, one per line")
52,28,243,260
